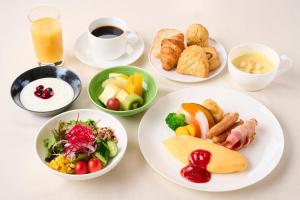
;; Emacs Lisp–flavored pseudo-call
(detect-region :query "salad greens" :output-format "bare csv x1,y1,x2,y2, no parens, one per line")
43,119,118,167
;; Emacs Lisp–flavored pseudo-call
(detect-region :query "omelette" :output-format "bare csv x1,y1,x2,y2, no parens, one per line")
163,135,248,173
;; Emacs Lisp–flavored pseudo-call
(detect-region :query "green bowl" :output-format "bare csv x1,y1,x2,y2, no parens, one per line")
88,66,158,116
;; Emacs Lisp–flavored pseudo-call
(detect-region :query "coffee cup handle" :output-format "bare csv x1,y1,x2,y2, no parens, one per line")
126,30,138,44
277,55,293,76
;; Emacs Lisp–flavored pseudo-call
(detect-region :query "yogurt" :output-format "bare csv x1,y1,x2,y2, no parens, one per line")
20,78,74,112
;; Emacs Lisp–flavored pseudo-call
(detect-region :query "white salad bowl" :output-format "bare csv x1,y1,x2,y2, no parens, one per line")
35,109,127,180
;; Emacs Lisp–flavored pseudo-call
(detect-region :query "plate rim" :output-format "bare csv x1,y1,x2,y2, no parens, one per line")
148,38,228,83
138,86,284,192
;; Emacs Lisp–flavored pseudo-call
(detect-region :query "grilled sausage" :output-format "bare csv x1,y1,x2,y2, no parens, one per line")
212,119,244,143
207,112,239,138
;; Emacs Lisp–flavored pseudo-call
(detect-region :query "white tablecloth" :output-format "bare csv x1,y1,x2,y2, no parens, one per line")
1,0,299,199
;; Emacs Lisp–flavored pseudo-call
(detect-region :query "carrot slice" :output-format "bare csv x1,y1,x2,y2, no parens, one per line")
182,103,215,128
186,117,201,138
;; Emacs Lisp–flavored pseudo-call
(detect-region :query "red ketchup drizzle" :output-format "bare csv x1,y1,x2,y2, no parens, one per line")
180,149,211,183
64,124,96,155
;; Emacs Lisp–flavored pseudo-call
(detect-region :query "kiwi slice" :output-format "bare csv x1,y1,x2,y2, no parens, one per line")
121,94,144,110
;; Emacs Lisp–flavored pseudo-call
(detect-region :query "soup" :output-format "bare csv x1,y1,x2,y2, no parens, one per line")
232,52,274,74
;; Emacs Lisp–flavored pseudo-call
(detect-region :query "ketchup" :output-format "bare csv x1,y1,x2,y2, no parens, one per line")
180,149,211,183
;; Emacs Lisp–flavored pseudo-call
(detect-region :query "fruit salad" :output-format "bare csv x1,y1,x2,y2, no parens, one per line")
43,118,118,174
99,73,144,111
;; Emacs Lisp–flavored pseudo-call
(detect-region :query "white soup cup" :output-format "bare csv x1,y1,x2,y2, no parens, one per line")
228,43,292,91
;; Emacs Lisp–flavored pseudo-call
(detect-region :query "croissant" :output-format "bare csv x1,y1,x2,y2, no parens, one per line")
151,28,181,59
160,33,185,71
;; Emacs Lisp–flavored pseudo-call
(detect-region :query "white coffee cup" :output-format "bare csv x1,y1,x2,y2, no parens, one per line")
228,43,293,91
87,17,137,61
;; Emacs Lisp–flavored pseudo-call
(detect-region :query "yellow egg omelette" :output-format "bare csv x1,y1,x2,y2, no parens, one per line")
163,135,248,173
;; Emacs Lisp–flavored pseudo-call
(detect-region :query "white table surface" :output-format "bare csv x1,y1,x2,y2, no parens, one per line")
1,0,300,199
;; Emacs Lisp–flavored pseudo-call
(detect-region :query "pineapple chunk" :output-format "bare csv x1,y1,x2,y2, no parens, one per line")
116,89,129,103
109,73,129,79
98,84,120,105
102,77,127,90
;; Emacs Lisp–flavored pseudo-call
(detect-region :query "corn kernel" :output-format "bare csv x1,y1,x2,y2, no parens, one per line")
47,155,74,174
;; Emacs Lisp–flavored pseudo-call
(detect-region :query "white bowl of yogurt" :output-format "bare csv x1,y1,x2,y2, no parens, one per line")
11,66,82,116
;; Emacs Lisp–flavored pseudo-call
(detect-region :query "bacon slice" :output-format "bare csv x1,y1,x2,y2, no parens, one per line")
243,118,257,146
223,118,257,150
214,120,244,145
224,129,241,149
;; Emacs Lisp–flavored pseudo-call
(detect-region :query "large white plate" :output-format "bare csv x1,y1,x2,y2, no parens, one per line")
138,86,284,191
149,38,227,83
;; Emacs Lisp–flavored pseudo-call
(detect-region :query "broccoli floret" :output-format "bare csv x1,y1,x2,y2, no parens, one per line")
165,112,187,131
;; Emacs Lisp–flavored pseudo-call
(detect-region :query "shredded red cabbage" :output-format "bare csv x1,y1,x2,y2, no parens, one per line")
64,124,96,156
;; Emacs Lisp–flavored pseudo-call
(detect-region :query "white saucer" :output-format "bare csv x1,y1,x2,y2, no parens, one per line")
149,38,227,83
74,32,144,68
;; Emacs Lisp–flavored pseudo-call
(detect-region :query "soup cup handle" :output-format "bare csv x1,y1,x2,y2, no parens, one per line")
278,55,293,76
126,30,138,44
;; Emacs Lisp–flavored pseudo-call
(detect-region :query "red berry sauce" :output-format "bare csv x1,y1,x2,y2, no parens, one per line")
180,149,212,183
34,85,54,99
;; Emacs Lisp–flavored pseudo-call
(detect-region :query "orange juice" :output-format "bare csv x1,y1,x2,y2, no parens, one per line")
31,17,63,64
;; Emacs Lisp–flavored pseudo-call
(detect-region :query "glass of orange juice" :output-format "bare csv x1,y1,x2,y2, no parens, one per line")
28,6,64,66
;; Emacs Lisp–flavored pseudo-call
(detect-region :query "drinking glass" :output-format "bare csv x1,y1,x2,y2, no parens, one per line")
28,6,64,66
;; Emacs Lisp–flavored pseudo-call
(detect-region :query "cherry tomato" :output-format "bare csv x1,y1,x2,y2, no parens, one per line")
88,158,102,173
74,161,88,174
106,98,120,111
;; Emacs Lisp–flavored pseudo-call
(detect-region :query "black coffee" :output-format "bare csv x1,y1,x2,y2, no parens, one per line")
91,26,124,39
